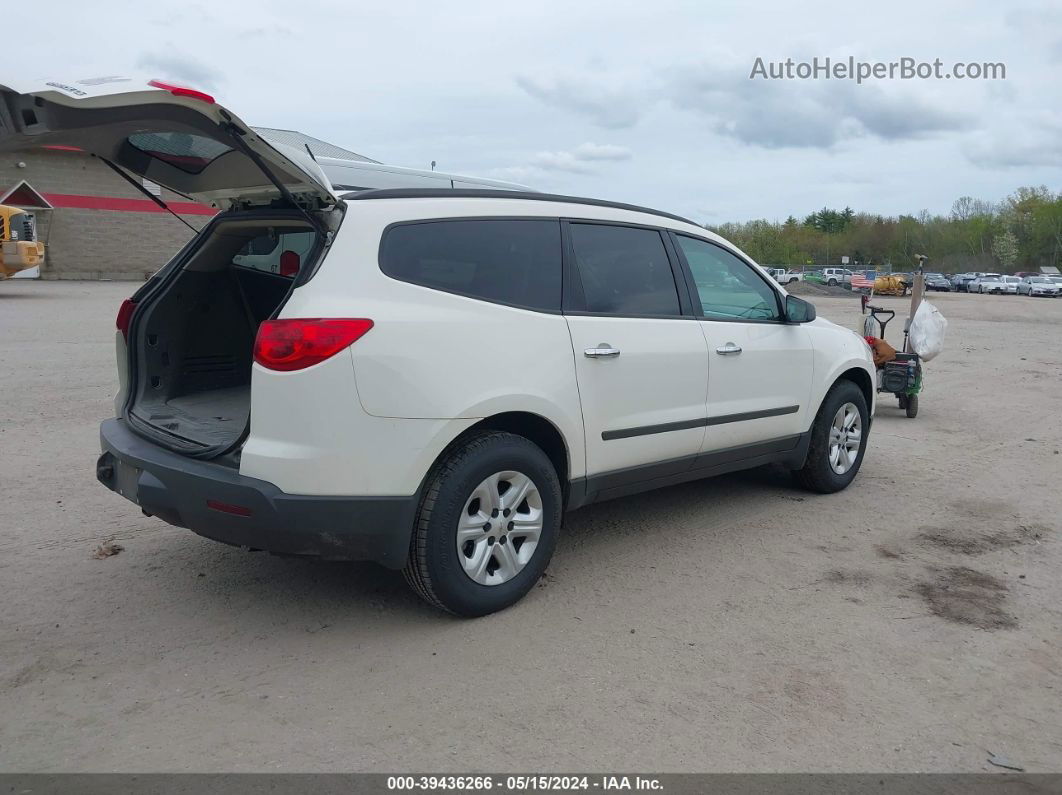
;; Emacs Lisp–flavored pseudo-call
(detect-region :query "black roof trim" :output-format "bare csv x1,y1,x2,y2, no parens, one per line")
339,188,700,227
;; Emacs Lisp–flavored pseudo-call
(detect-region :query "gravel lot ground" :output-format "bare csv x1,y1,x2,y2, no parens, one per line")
1,280,1060,773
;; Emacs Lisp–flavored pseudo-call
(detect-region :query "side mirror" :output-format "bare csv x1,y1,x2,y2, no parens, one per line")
785,295,816,323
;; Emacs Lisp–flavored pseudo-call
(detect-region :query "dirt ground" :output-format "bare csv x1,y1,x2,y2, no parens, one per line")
1,280,1060,773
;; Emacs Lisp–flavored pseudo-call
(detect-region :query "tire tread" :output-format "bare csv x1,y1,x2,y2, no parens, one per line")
794,380,868,494
402,431,553,615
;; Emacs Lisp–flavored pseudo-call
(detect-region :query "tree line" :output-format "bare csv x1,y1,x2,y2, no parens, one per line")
706,186,1062,273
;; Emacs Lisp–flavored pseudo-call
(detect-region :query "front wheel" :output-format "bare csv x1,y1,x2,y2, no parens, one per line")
905,394,919,418
793,380,869,494
403,431,561,617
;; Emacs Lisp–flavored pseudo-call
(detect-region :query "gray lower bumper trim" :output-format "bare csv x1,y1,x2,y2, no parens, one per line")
96,419,417,568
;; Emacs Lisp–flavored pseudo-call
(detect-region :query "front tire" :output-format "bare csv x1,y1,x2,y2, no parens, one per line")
793,380,869,494
403,431,561,617
905,394,919,418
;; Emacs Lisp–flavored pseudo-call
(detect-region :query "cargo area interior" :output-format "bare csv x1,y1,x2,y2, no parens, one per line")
128,216,319,454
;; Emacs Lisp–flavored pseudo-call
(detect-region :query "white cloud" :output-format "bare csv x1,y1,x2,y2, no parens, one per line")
515,74,643,129
1,0,1056,221
135,53,222,91
529,142,633,173
572,142,632,161
964,112,1062,168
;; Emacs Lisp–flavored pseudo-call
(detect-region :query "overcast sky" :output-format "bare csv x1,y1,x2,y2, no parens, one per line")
5,0,1060,223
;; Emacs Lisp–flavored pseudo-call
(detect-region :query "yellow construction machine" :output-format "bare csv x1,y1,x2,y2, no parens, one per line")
0,204,45,278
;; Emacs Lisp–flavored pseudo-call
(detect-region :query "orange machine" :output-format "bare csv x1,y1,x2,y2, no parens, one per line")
0,204,45,278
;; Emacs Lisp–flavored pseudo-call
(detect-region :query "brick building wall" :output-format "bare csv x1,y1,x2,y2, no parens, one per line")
0,149,212,280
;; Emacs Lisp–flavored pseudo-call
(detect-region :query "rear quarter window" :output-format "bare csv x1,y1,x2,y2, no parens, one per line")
232,230,316,277
379,219,562,311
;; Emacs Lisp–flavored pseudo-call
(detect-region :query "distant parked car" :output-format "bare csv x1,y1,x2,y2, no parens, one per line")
950,273,976,292
765,267,801,285
821,267,853,287
925,273,951,291
1017,276,1061,297
970,275,1004,293
996,275,1021,294
967,273,1002,293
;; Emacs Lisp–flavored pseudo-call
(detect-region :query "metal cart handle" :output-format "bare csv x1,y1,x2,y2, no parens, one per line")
865,304,895,322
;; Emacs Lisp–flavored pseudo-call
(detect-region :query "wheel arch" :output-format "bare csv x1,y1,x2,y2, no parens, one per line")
834,366,874,415
468,412,571,491
418,412,573,508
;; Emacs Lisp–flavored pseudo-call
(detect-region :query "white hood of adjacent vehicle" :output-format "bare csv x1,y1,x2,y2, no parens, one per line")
0,76,337,210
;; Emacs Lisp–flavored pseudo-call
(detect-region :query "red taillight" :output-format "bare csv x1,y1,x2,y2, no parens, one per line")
148,79,216,104
206,499,252,517
253,318,374,372
278,250,300,278
116,298,137,340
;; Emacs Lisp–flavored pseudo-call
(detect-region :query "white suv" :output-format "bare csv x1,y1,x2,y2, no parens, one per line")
2,79,876,615
821,268,853,287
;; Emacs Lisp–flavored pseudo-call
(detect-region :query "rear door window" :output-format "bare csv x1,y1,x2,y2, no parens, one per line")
379,219,562,311
568,223,680,316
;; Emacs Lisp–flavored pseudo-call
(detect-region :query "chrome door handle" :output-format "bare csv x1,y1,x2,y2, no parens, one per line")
584,344,621,358
715,343,742,356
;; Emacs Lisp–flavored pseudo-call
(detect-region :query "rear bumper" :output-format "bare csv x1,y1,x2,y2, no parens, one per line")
96,419,417,568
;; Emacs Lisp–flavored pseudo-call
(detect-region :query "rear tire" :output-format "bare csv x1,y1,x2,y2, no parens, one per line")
793,380,869,494
828,278,838,287
905,394,919,418
403,431,561,617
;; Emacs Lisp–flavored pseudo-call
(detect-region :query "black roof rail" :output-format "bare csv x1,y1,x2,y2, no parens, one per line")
339,188,701,227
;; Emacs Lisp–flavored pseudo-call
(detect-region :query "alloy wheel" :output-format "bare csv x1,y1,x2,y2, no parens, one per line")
828,402,862,475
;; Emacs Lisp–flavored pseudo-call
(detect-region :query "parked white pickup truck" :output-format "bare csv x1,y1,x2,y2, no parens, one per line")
766,267,802,285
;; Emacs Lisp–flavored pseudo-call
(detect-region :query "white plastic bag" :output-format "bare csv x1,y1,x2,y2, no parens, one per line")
908,300,947,362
